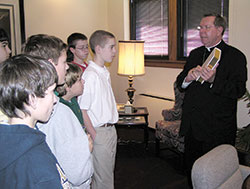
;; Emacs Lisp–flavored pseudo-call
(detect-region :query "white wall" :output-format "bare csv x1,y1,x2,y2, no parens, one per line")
107,0,180,128
24,0,249,128
24,0,109,43
229,0,250,128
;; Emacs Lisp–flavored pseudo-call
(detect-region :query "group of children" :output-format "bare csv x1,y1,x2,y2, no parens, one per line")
0,28,118,189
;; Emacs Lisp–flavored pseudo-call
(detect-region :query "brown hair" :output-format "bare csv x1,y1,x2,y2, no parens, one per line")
0,28,9,43
204,13,227,35
23,34,67,65
56,62,82,96
89,30,115,54
67,33,88,62
0,54,57,118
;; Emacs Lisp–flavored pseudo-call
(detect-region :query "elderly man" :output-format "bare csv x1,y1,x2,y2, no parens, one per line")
176,13,248,185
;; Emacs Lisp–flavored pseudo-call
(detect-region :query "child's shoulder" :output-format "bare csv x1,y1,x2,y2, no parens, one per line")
0,123,62,188
37,101,87,142
0,110,8,124
48,102,84,132
84,61,107,77
37,102,78,129
53,101,78,120
83,66,99,79
25,148,63,188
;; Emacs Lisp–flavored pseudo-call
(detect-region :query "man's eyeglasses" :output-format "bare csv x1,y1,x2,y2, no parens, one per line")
197,25,216,31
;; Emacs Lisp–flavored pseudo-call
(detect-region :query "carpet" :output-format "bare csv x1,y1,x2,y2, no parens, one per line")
114,127,189,189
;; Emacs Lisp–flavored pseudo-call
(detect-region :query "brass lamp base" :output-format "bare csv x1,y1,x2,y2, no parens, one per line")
126,75,135,104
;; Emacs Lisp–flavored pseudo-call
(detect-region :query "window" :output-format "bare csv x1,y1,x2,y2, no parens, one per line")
131,0,168,56
182,0,229,57
130,0,229,68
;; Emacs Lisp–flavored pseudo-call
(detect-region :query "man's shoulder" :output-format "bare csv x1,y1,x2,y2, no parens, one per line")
188,46,205,58
190,46,205,53
224,43,246,57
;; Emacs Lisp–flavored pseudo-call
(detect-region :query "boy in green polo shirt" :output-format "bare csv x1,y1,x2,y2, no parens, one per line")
56,62,85,126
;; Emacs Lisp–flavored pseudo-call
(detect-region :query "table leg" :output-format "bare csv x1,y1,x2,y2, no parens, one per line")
144,124,149,150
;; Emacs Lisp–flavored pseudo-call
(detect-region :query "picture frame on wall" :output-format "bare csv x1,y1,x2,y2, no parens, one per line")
0,0,23,56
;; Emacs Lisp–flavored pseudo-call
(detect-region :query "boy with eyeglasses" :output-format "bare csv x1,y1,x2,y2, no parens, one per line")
0,28,12,124
0,28,11,63
67,33,89,72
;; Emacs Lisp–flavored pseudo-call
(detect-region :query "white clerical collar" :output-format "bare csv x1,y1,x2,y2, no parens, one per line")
206,40,221,52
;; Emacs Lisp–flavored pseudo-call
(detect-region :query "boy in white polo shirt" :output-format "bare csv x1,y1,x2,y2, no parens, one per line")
78,30,118,189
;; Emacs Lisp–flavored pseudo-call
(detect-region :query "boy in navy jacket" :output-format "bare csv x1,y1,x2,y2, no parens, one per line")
0,55,70,188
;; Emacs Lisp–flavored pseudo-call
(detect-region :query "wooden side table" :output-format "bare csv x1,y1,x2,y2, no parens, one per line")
116,106,149,149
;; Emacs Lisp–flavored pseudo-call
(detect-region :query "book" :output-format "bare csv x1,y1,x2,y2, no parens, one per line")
196,47,221,84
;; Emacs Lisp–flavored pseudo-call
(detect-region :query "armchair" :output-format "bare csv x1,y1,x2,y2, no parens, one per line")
192,144,250,189
155,81,185,156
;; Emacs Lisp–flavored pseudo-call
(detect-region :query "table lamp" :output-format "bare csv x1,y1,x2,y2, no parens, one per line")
118,40,145,104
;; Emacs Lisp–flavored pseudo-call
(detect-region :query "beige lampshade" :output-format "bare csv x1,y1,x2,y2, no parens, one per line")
118,40,145,76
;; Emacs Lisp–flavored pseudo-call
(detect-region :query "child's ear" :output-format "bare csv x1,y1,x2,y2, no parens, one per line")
95,45,101,54
70,47,75,54
48,59,56,67
65,85,70,93
28,94,38,110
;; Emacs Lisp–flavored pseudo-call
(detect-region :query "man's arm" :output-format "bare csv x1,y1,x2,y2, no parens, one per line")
211,49,247,99
176,49,202,89
177,48,219,89
82,109,96,140
185,66,202,83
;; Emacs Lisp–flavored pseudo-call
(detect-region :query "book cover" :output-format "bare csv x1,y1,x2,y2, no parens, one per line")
196,47,221,84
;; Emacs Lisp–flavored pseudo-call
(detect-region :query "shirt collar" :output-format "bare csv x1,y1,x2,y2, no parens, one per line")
206,40,221,52
89,60,107,73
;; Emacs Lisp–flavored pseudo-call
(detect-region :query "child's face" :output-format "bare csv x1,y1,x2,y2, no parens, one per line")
69,76,84,97
53,50,68,85
99,37,116,63
36,83,57,122
0,41,11,63
71,39,89,62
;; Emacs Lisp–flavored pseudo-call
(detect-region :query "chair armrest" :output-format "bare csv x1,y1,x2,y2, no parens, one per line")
162,108,182,121
240,165,250,180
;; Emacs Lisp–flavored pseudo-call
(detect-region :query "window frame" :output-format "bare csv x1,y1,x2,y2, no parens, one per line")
130,0,185,69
